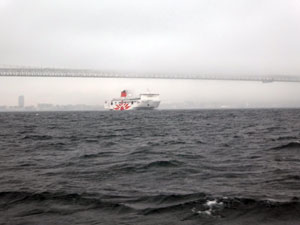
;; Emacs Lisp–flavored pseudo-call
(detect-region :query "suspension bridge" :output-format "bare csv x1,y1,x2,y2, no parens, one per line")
1,67,300,83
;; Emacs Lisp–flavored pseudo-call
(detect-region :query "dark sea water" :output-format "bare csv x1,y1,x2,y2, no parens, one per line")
1,109,300,225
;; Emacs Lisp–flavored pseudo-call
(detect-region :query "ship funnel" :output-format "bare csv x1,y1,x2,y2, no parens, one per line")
121,90,127,98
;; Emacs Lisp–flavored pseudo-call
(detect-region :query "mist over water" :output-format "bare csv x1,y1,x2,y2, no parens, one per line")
1,0,300,107
1,109,300,225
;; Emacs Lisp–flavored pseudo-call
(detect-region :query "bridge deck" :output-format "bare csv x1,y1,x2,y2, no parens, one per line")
1,68,300,83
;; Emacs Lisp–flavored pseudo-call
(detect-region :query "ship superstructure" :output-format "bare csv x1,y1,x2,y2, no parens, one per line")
104,90,160,111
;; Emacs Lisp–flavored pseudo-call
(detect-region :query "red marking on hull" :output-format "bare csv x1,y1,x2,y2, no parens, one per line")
114,103,131,110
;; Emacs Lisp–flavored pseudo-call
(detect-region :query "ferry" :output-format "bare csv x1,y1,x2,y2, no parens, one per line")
104,90,160,111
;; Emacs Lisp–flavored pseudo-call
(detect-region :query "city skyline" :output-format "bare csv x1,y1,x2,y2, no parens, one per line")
1,90,299,111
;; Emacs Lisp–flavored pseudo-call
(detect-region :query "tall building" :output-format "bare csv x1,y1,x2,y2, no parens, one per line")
18,95,25,108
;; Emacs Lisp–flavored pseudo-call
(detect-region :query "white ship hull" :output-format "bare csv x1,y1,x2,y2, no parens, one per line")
104,90,160,111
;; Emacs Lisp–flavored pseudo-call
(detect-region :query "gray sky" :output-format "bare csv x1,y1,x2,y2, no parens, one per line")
0,0,300,107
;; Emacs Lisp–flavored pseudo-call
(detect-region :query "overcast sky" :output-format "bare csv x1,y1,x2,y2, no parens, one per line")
0,0,300,107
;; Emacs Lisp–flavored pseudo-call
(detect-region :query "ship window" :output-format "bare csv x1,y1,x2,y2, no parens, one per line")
132,101,134,104
111,102,113,105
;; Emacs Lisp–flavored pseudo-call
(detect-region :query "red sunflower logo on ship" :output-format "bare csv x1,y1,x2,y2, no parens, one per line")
114,102,131,111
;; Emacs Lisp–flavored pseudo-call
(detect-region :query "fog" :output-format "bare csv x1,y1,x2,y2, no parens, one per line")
0,0,300,108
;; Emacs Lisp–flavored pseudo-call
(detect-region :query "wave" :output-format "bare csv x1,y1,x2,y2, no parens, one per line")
272,141,300,150
136,194,300,220
276,136,298,141
1,191,300,221
143,160,182,169
84,138,99,143
0,191,132,213
22,135,53,140
106,160,183,174
80,151,112,158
